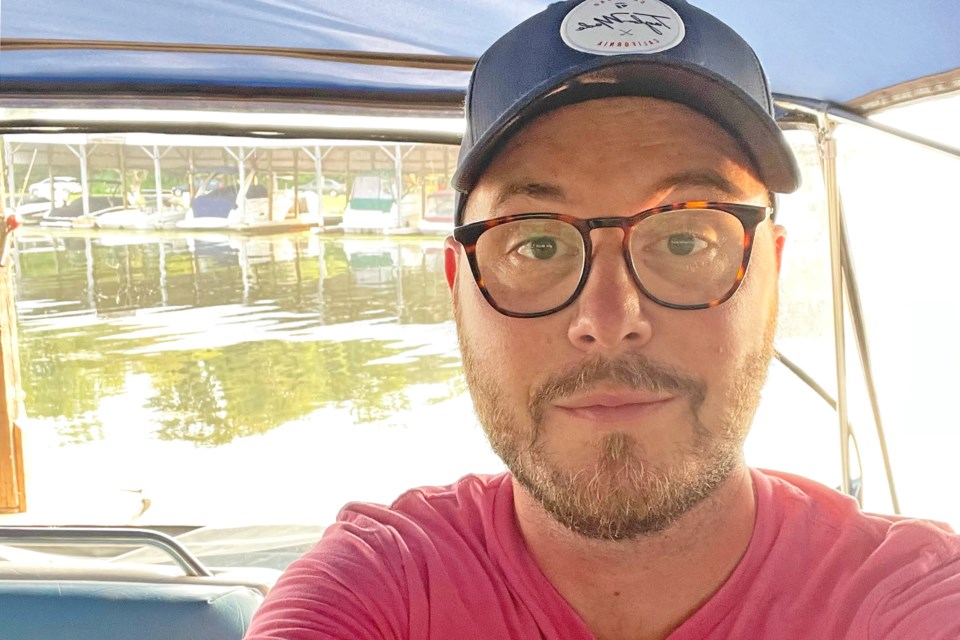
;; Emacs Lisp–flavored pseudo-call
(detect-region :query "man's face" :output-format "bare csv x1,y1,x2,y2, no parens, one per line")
445,97,785,540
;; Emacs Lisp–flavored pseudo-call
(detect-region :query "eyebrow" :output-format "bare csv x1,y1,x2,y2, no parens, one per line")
649,169,747,200
491,182,567,212
490,169,748,213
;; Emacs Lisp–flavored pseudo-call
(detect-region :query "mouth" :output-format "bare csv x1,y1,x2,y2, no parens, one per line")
552,389,677,425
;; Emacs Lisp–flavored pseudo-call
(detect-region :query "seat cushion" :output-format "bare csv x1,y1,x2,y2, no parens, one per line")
0,580,264,640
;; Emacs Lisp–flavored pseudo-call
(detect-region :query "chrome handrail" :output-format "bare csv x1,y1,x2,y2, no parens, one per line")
0,527,211,577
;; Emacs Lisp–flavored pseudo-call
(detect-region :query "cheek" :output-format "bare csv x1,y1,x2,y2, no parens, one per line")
686,261,778,382
456,275,564,390
654,254,778,380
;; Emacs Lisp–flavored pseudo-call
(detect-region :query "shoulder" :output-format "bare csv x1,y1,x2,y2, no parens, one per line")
338,471,510,541
298,471,510,576
245,473,513,639
388,471,510,516
755,467,956,541
752,468,960,638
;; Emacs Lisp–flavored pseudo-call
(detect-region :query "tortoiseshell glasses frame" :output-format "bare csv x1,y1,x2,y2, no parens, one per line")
451,201,772,318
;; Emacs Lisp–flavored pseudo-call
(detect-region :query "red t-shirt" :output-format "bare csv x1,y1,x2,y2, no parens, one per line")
245,469,960,639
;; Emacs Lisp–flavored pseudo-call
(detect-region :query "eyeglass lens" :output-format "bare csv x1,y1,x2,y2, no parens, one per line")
473,208,746,314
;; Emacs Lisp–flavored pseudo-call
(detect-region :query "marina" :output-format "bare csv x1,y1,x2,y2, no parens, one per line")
4,135,459,235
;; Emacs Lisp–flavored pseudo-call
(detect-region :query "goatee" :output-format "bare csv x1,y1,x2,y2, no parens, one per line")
457,305,775,540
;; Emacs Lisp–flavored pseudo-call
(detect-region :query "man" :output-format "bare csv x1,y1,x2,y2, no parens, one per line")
246,1,960,638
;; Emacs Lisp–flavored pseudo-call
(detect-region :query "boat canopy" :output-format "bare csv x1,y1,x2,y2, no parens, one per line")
1,0,958,115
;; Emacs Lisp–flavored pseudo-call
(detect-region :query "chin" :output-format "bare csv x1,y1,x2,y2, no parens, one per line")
509,430,743,540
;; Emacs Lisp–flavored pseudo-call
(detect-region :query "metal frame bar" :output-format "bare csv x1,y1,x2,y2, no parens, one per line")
0,38,477,72
815,115,854,499
773,349,864,498
775,95,960,161
776,96,906,510
0,527,211,577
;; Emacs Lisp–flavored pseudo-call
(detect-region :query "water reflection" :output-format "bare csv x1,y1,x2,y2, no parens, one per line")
14,231,463,447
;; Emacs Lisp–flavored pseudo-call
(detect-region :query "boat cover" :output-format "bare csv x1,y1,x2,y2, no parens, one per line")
1,0,958,112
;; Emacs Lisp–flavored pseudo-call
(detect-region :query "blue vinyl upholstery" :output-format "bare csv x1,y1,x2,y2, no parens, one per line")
0,580,264,640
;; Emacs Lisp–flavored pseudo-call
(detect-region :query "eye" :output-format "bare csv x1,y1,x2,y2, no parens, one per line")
666,233,708,256
517,236,559,260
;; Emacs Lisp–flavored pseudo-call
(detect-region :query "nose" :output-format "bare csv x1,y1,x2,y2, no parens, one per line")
567,231,653,353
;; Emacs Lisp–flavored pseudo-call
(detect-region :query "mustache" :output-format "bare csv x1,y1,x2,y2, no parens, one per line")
529,353,706,424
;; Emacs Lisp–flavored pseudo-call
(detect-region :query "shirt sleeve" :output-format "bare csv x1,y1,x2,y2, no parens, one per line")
244,519,410,640
866,528,960,639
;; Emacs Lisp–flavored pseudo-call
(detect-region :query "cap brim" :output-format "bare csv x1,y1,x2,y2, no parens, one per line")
453,57,801,198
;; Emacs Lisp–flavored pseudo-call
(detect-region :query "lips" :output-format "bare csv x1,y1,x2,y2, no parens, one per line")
552,389,676,424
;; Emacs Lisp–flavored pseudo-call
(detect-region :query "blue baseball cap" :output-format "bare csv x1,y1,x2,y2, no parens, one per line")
453,0,801,224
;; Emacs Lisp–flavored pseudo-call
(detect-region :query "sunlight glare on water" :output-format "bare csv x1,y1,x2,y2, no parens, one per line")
11,232,503,526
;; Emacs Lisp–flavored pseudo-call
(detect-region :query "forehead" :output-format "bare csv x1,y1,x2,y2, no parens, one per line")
464,97,766,221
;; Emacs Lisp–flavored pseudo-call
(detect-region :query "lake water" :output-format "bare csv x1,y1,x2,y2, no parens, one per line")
9,231,505,526
7,218,959,530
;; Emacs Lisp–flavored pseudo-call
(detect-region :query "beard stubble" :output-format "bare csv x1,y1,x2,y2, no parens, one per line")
457,303,777,541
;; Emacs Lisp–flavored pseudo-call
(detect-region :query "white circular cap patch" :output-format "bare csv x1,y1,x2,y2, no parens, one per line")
560,0,685,56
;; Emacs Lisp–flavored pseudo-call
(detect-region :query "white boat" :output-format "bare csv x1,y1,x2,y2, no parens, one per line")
13,196,53,225
340,173,421,234
38,195,141,229
94,206,187,230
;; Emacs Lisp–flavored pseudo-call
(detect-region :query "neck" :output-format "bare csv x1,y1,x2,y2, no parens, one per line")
513,463,757,640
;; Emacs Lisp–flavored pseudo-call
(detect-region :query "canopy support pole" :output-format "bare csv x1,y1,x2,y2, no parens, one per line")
781,98,902,510
815,115,855,501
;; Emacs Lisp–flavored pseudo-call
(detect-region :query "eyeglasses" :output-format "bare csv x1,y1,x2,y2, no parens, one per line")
452,201,771,318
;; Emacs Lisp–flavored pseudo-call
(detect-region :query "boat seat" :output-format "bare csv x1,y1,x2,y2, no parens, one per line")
0,579,263,640
0,527,272,640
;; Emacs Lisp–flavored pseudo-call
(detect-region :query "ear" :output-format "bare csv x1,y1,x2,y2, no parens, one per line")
772,224,787,274
443,235,460,291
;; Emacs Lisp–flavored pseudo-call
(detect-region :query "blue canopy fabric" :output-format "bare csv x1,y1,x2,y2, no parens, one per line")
1,0,958,112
